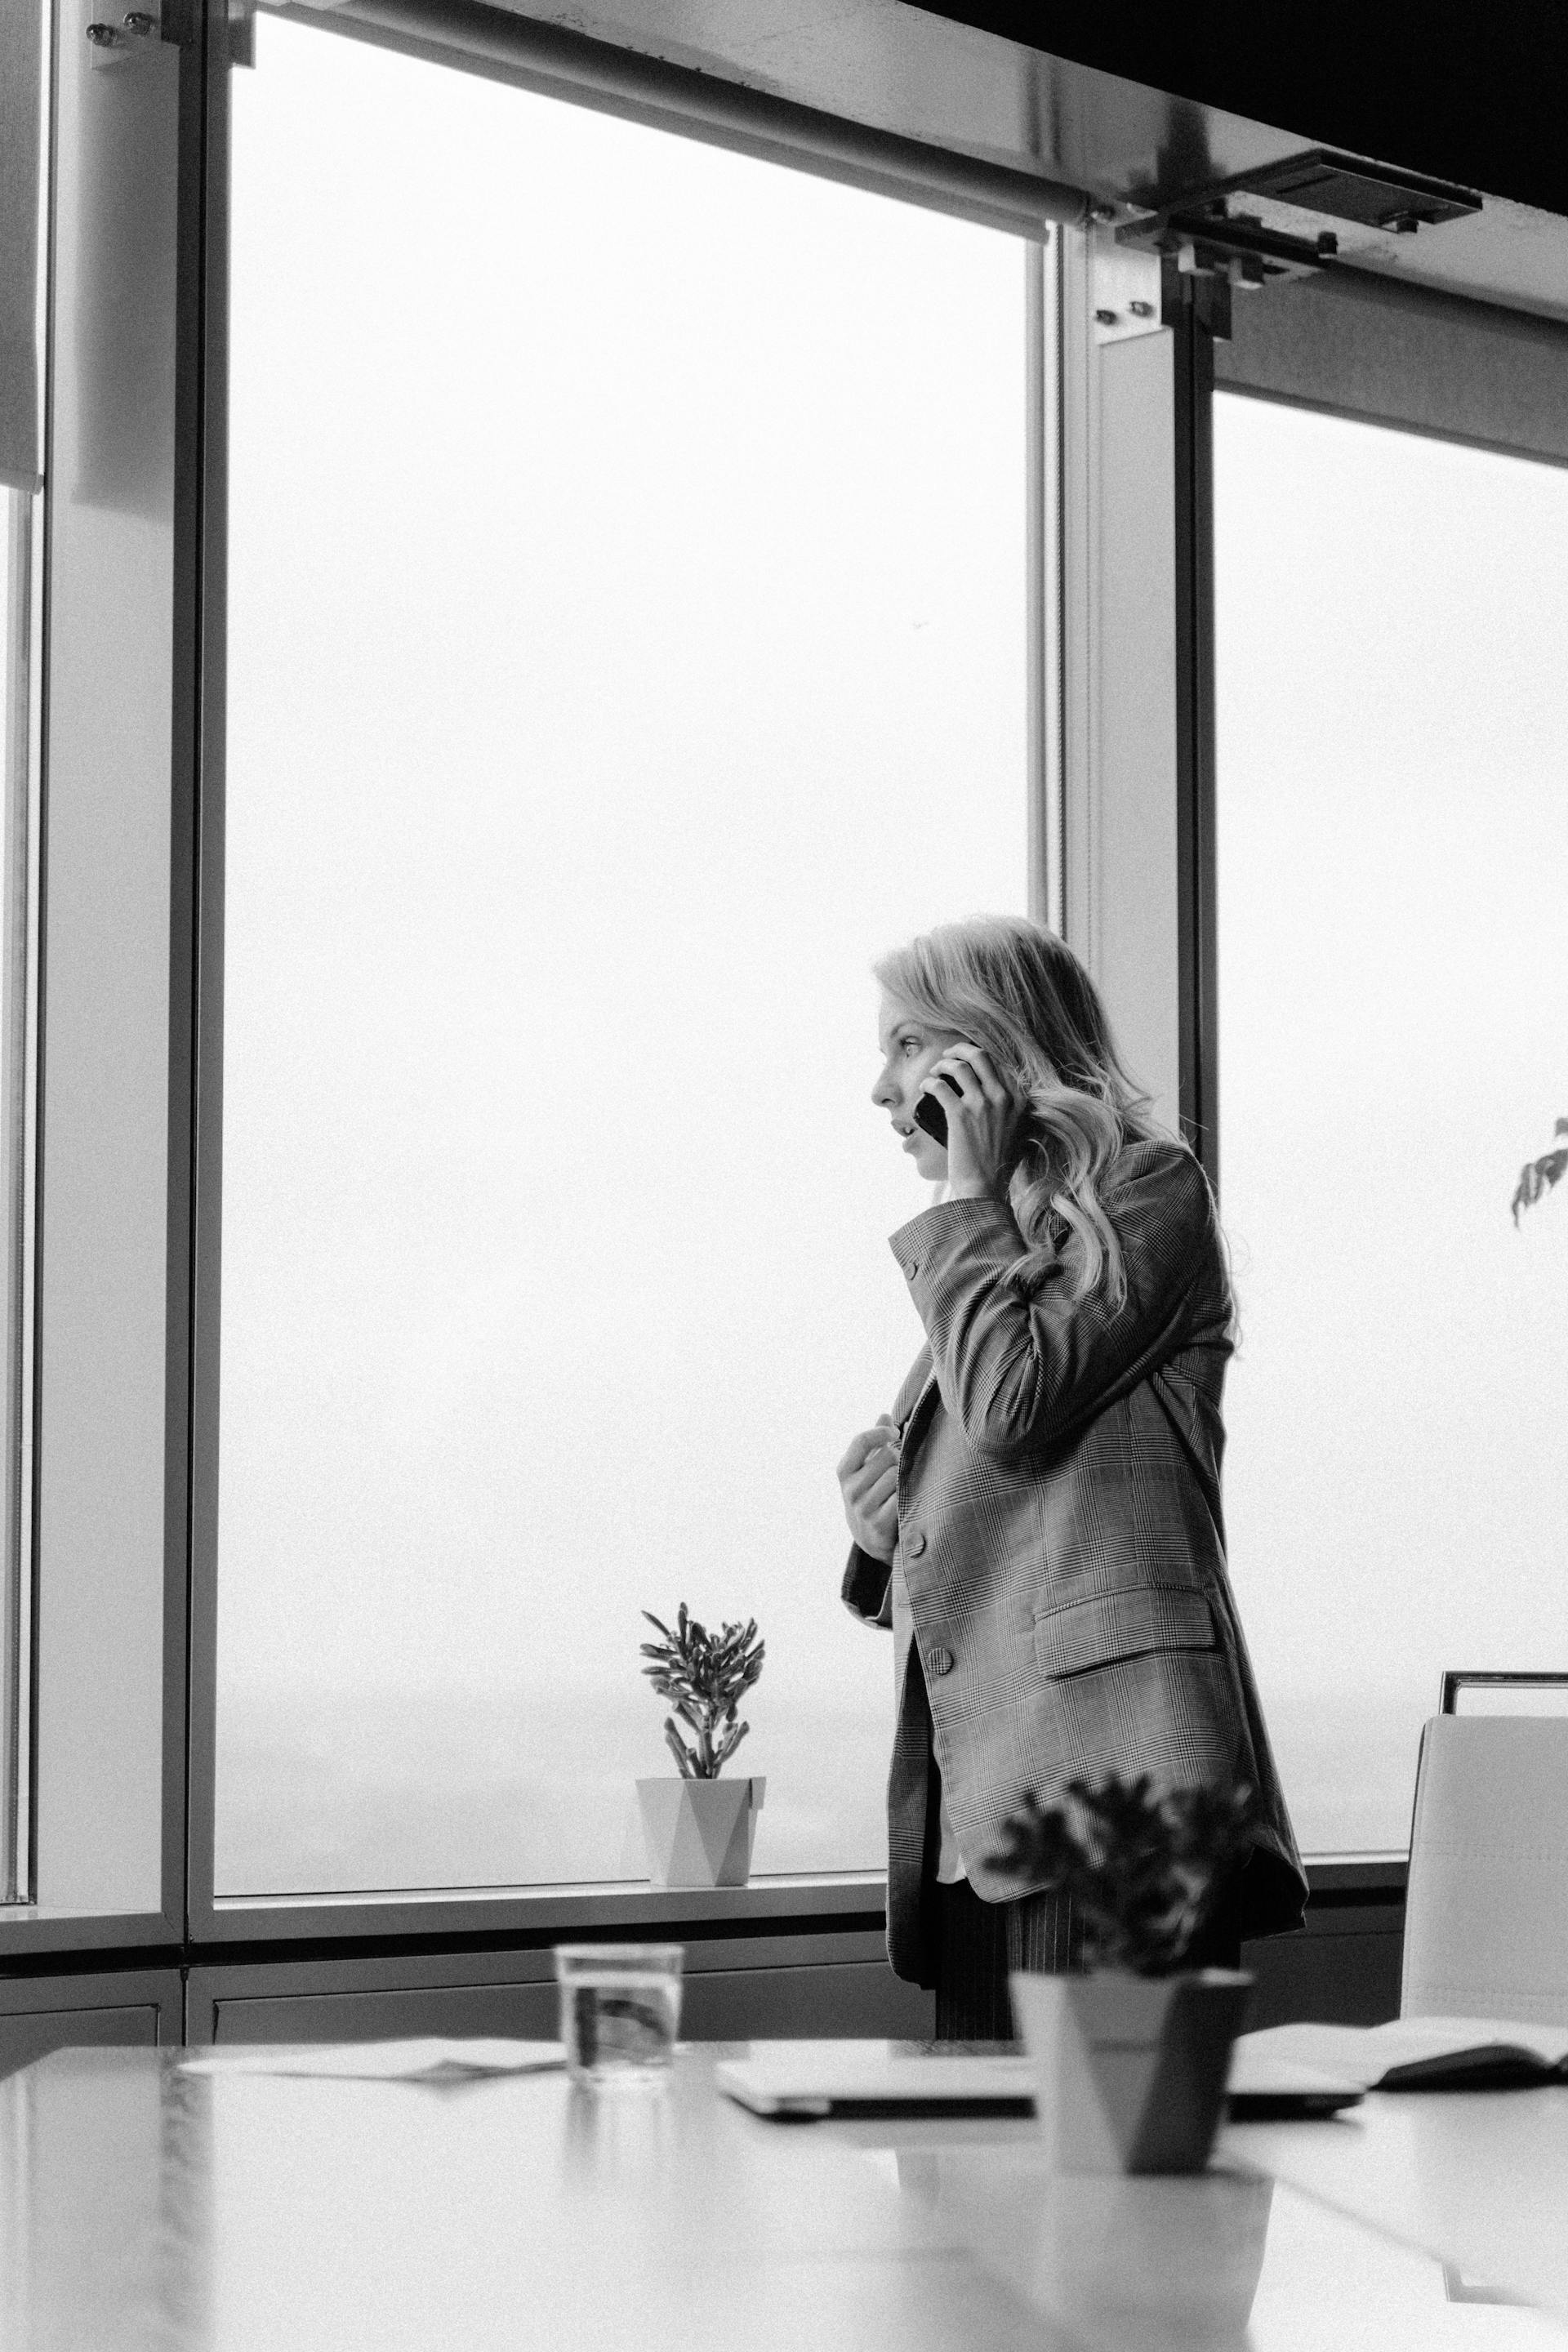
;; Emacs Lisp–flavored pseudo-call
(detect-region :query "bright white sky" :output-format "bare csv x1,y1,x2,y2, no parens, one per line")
218,15,1028,1882
1215,393,1568,1848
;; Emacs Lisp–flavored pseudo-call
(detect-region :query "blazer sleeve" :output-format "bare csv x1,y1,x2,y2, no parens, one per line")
888,1143,1229,1457
841,1544,893,1629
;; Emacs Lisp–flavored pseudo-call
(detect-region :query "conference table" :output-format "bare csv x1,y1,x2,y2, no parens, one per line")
4,2039,1568,2350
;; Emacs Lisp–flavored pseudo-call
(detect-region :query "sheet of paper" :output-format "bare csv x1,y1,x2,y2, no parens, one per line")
1234,2017,1568,2091
180,2038,566,2083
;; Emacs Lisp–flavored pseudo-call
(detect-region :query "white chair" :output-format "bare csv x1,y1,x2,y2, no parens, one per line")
1401,1714,1568,2025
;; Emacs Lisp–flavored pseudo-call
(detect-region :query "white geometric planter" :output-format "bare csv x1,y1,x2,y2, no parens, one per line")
636,1776,766,1889
1010,1967,1252,2175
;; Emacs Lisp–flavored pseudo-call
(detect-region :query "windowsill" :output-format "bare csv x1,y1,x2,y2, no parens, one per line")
1,1855,1410,1966
0,1909,181,1966
1303,1853,1409,1896
203,1852,1411,1920
194,1871,890,1947
198,1851,1410,1946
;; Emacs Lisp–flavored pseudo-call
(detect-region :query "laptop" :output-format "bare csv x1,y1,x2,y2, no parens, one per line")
716,2050,1039,2120
716,2043,1363,2123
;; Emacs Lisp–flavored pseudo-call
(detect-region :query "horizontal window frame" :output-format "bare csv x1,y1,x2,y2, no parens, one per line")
1215,263,1568,471
198,1853,1409,1946
0,1854,1409,1971
0,1911,182,1962
202,1873,891,1949
258,0,1089,242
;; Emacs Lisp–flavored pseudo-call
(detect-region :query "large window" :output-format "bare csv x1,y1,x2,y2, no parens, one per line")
1215,391,1568,1852
217,20,1036,1894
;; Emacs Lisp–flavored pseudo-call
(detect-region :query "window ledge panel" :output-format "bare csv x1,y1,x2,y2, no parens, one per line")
198,1872,890,1944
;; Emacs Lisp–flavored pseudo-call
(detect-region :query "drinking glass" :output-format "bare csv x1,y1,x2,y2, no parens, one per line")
555,1944,684,2087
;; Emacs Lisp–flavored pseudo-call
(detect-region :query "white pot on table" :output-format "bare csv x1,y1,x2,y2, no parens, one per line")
1010,1967,1252,2174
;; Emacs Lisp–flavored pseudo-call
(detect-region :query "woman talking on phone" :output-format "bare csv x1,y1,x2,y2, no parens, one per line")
838,914,1305,2038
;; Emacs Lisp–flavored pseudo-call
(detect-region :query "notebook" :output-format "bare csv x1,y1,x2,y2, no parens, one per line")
1235,2017,1568,2094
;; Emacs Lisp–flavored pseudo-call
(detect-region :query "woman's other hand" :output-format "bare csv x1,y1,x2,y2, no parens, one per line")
926,1043,1026,1200
837,1414,901,1563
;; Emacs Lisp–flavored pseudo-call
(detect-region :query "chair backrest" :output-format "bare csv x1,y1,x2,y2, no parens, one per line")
1402,1715,1568,2025
1440,1670,1568,1717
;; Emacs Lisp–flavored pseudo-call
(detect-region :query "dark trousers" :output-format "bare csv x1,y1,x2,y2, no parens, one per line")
921,1722,1245,2042
930,1872,1246,2041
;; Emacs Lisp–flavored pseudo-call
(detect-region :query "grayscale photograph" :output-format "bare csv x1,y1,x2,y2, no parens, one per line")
2,0,1567,2345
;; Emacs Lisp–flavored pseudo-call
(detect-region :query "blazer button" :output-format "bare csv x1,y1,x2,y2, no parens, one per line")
903,1260,919,1278
906,1532,926,1557
928,1646,954,1676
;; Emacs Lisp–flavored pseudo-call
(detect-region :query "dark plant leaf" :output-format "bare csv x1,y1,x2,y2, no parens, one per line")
987,1770,1258,1975
1512,1133,1568,1227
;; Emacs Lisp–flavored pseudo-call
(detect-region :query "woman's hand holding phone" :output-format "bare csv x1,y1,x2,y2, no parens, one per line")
920,1043,1025,1200
837,1414,901,1564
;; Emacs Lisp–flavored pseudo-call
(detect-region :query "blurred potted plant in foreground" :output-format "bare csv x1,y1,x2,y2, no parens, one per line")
993,1771,1256,2176
635,1606,766,1889
1512,1119,1567,1226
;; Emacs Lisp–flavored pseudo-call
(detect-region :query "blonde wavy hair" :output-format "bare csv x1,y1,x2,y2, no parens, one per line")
874,914,1165,1314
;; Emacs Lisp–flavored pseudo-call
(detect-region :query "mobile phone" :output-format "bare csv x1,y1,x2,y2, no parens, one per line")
912,1086,949,1146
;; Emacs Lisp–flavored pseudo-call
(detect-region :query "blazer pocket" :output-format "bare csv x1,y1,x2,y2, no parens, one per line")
1033,1586,1217,1680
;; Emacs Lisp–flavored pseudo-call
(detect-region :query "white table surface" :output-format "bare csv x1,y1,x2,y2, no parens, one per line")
2,2041,1566,2351
1226,2084,1568,2320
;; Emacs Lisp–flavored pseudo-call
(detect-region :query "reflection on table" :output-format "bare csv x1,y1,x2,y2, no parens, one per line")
2,2042,1567,2350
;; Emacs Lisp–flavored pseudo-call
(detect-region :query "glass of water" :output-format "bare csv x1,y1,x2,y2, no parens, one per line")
555,1944,684,2087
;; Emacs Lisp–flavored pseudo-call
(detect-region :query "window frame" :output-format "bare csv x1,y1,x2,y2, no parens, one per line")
1214,266,1568,472
20,0,1566,1966
0,0,197,1961
181,0,1070,1946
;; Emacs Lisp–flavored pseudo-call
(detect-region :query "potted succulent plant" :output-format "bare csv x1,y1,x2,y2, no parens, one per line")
992,1771,1257,2175
635,1606,766,1889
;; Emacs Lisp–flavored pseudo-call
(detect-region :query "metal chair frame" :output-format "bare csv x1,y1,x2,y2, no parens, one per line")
1439,1670,1568,1715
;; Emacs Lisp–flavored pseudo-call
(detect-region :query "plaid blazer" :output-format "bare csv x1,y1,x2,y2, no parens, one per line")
843,1138,1307,1985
